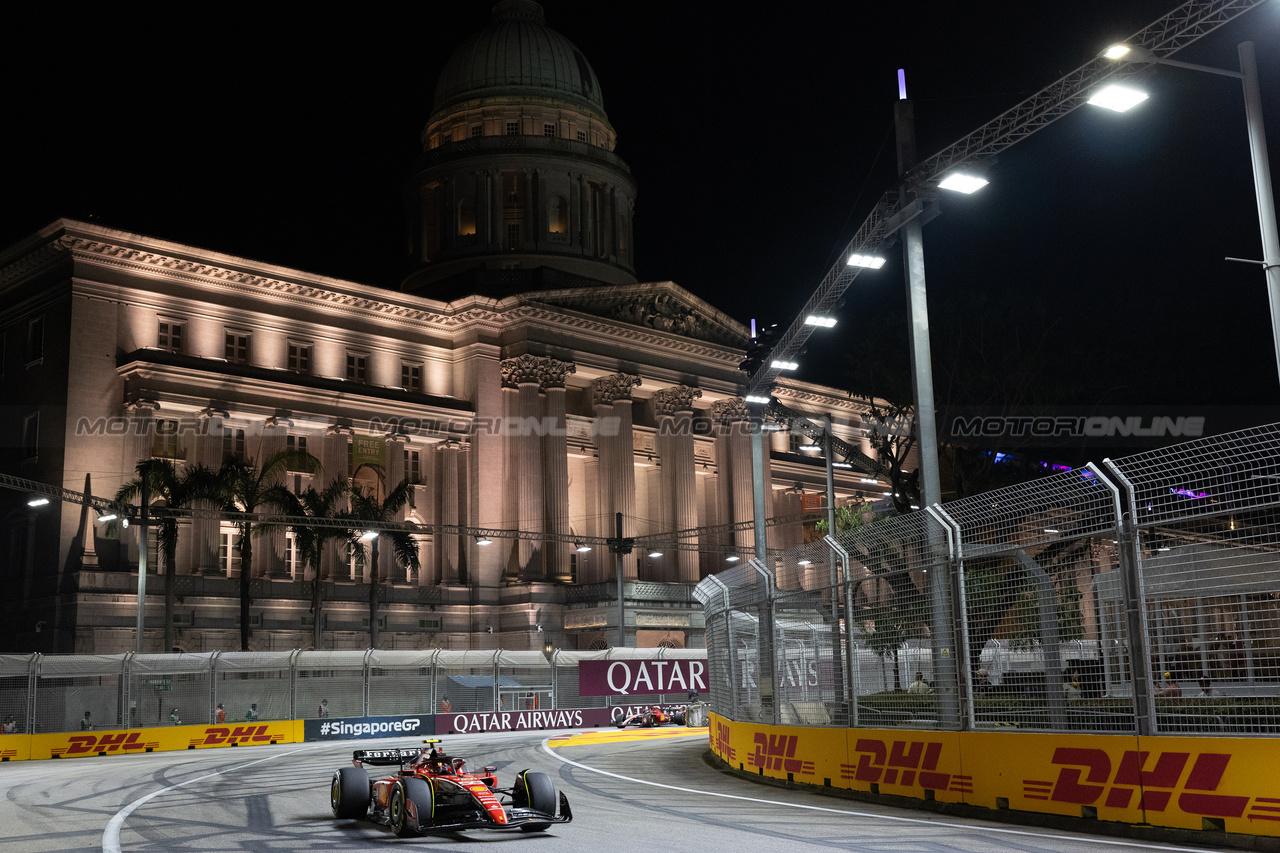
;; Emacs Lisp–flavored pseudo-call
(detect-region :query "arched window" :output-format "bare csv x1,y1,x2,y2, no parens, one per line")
457,198,476,237
548,195,569,236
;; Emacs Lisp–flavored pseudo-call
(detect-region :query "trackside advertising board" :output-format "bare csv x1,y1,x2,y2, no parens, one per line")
577,659,708,697
28,721,300,760
304,714,435,741
709,713,1280,838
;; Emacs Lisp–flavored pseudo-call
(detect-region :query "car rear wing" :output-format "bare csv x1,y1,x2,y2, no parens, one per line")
352,747,422,767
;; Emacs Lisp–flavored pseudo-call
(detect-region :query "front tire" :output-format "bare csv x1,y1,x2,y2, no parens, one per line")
331,767,370,819
513,769,556,832
391,777,434,837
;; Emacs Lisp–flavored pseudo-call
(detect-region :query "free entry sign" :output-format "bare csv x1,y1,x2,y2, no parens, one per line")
578,658,707,697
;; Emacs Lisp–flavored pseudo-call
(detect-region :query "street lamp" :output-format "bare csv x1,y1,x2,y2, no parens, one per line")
1097,40,1280,383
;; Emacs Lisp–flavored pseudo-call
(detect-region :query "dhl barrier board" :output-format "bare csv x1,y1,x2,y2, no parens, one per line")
709,714,1280,837
29,721,301,760
0,736,30,762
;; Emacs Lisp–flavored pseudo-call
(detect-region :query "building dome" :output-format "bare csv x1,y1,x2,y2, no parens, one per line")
431,0,606,121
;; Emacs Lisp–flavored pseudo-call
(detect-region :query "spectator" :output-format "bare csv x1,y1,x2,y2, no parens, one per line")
246,703,259,722
974,668,992,696
215,703,227,724
1197,677,1221,698
1155,673,1182,697
80,711,94,731
1063,677,1081,702
2,715,16,734
169,708,182,725
907,672,932,694
318,699,329,718
440,696,451,713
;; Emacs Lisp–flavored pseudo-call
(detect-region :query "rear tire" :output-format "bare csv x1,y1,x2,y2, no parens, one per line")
331,767,370,819
391,777,433,837
513,769,556,832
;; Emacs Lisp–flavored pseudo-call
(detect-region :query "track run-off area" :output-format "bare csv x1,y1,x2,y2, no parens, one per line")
0,727,1240,853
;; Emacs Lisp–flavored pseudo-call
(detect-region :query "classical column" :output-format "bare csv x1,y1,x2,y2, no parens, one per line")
385,433,408,583
592,374,641,579
418,442,437,587
654,386,702,584
501,355,545,580
439,440,461,585
193,407,227,576
582,452,599,583
539,358,576,582
490,169,503,249
323,425,352,581
122,399,158,568
712,398,753,556
260,417,289,578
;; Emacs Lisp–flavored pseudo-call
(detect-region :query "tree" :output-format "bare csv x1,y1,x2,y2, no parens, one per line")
211,448,319,651
273,481,348,649
340,473,420,650
114,459,219,652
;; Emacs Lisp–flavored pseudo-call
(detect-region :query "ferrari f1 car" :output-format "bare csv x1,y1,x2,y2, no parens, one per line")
614,704,686,728
330,739,572,837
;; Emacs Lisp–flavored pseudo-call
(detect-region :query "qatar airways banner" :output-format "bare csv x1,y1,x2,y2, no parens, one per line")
578,659,708,697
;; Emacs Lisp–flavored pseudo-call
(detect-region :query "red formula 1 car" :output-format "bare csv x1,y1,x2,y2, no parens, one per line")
614,704,686,729
330,739,572,837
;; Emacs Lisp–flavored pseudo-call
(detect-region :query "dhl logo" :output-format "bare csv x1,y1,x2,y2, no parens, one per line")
188,725,277,748
712,720,735,762
748,734,815,776
51,732,160,756
1024,748,1275,820
0,749,17,760
841,738,972,794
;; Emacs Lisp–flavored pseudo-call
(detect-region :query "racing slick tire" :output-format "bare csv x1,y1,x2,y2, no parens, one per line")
513,769,556,832
391,777,434,837
330,766,370,819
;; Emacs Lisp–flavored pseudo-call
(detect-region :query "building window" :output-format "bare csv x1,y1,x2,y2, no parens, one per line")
402,362,422,392
222,427,246,461
21,412,38,461
285,531,299,579
576,130,586,142
157,321,183,354
346,352,367,382
549,196,569,235
26,316,44,364
287,341,311,374
457,199,476,236
219,527,243,577
438,129,451,146
405,449,421,484
286,433,307,455
543,123,556,137
470,125,482,138
506,121,519,136
152,418,182,459
506,223,521,251
224,331,249,364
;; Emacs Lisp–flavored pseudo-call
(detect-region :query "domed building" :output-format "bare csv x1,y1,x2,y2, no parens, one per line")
0,1,899,655
403,0,637,296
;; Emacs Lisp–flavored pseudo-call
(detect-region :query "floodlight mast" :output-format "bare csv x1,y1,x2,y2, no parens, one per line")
742,0,1265,403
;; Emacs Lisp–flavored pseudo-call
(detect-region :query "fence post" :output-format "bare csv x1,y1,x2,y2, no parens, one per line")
928,506,972,730
121,651,133,730
748,560,776,726
361,649,373,717
825,535,858,727
26,653,38,735
1096,461,1156,736
208,650,220,724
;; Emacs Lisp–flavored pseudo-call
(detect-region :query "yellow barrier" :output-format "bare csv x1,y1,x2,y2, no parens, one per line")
23,720,302,761
709,714,1280,837
0,735,31,762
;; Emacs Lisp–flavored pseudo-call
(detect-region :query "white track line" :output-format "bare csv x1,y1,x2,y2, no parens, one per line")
102,746,314,853
542,735,1220,853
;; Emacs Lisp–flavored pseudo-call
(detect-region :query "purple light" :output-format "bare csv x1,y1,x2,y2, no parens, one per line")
898,69,907,101
1170,487,1210,500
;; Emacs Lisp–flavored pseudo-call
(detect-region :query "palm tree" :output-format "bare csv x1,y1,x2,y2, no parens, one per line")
273,481,348,649
341,474,420,649
114,459,220,652
212,448,319,650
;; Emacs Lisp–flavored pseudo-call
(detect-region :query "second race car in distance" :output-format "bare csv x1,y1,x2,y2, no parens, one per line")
330,739,572,837
614,704,687,728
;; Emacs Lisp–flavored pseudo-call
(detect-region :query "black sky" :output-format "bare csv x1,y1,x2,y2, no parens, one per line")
4,1,1279,410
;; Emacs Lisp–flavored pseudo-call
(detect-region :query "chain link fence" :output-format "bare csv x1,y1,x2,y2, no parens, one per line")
696,423,1280,736
0,647,706,734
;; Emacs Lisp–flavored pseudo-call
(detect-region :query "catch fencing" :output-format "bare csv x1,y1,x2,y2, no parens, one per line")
0,647,705,734
696,422,1280,736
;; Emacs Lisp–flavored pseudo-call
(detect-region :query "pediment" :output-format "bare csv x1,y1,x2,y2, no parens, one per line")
519,281,747,348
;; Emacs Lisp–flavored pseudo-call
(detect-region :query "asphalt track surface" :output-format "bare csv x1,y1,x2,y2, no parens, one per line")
0,728,1237,853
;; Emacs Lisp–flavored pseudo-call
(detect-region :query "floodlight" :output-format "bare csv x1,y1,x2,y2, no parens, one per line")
476,536,493,546
1087,84,1148,112
799,442,821,451
360,530,378,541
798,558,812,566
575,542,592,552
846,253,887,269
27,497,50,508
648,550,663,558
771,360,798,370
744,394,771,404
1103,44,1132,60
804,315,838,327
938,173,989,194
725,555,740,563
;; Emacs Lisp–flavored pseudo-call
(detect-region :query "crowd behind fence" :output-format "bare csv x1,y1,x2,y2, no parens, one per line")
696,423,1280,737
0,647,706,734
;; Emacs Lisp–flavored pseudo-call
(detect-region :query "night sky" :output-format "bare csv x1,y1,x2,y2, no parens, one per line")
5,1,1280,414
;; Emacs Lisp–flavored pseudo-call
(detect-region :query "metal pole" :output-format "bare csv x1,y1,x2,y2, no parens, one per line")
822,419,846,711
135,478,149,655
1238,42,1280,386
750,417,768,564
615,511,626,648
